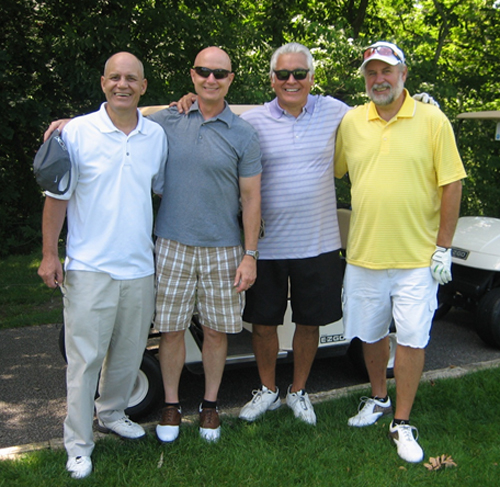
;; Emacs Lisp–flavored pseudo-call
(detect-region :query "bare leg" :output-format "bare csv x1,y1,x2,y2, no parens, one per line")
202,326,228,402
363,337,390,398
158,330,186,403
252,324,279,391
394,346,425,420
290,324,319,392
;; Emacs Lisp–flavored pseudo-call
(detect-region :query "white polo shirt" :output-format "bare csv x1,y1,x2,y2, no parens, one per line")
46,103,167,279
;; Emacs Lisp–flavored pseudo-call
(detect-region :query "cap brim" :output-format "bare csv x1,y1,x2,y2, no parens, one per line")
360,54,400,71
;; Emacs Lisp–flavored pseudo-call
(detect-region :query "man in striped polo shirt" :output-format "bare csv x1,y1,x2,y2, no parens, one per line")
239,43,350,425
334,41,466,463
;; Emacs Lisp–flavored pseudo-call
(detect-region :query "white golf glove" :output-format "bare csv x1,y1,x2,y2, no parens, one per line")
413,92,440,108
431,246,452,285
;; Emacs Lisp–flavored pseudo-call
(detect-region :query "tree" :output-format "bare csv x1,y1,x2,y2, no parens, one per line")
1,0,499,257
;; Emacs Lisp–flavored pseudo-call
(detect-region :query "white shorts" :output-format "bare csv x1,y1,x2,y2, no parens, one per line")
342,265,438,348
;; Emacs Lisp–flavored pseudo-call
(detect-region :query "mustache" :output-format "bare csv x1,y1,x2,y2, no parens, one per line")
372,83,391,91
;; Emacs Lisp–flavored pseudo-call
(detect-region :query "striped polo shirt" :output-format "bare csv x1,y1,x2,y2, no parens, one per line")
241,94,350,260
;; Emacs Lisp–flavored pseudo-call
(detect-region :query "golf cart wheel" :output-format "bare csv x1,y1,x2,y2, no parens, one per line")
125,351,164,420
58,324,67,362
347,332,397,379
58,324,163,419
476,288,500,348
433,284,452,321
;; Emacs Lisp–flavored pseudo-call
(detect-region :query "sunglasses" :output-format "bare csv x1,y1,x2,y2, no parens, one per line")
363,46,403,63
273,69,310,81
193,66,231,79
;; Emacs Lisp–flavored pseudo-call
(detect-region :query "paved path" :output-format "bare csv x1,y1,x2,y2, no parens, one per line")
2,309,500,453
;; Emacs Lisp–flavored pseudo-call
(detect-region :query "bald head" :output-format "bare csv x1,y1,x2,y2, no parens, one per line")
193,47,232,72
104,52,144,79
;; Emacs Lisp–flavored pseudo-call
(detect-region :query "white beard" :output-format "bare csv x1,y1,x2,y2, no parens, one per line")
367,74,405,106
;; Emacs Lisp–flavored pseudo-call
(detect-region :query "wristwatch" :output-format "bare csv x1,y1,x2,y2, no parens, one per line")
244,249,259,260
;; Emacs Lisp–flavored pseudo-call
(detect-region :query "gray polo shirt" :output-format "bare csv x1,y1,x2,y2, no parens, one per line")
149,102,262,247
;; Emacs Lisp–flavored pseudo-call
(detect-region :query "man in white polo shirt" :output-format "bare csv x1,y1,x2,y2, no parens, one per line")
38,52,167,480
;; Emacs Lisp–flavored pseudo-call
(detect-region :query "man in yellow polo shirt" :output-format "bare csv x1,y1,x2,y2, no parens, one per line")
334,41,466,463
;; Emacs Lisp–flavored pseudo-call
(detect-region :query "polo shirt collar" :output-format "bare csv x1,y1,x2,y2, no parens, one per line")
367,89,415,121
96,102,148,134
268,94,317,119
188,100,234,127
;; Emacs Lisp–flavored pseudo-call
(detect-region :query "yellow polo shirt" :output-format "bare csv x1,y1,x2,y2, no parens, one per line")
334,90,466,269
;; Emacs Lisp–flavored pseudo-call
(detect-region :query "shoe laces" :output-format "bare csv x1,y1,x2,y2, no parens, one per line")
200,408,219,428
162,406,181,423
357,396,372,411
397,424,419,442
251,389,264,403
295,391,310,411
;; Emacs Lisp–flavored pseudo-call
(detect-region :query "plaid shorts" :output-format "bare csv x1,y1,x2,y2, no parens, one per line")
154,238,244,334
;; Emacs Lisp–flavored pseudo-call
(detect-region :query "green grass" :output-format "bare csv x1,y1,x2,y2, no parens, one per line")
2,367,500,486
0,250,63,328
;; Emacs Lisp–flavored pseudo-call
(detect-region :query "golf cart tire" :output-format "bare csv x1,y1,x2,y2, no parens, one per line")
476,288,500,348
433,286,452,321
347,333,397,379
125,351,164,420
58,324,163,419
58,324,67,362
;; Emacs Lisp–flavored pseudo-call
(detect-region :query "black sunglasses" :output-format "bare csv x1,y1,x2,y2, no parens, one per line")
273,69,310,81
193,66,231,79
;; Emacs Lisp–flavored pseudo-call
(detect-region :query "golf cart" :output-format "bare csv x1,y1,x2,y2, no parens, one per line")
434,111,500,348
58,105,397,420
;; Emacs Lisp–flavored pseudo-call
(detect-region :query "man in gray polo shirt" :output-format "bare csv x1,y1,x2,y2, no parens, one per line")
149,46,262,444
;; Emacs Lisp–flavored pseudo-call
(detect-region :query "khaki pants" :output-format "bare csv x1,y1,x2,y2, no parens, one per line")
63,271,154,457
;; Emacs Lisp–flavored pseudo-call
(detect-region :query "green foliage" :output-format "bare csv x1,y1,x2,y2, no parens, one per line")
458,119,500,217
1,0,500,256
0,250,63,328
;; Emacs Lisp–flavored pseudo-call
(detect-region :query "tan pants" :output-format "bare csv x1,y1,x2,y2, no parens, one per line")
63,271,154,457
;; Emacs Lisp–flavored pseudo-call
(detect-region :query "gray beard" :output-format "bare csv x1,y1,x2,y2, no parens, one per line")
367,77,404,106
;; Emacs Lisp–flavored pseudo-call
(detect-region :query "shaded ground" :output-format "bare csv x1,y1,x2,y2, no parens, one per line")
2,309,500,449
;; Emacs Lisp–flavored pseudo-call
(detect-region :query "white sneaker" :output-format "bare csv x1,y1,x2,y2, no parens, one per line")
285,386,316,425
66,456,92,479
389,422,424,463
97,416,146,439
348,396,393,427
239,386,281,421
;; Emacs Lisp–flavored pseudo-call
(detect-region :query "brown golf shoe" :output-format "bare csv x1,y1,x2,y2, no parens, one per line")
199,406,221,442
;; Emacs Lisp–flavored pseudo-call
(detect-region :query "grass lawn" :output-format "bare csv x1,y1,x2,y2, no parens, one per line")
1,366,500,486
0,250,63,329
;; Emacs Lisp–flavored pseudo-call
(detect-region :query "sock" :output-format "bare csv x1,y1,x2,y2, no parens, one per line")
164,402,180,409
393,418,410,426
373,395,389,403
201,399,217,409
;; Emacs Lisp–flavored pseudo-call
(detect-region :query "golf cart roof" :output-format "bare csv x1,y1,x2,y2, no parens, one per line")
457,111,500,120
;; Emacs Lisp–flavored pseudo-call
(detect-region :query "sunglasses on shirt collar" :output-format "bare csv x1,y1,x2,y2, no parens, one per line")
273,69,310,81
193,66,231,79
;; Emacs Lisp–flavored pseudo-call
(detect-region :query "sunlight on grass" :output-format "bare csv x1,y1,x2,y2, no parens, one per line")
1,367,500,486
0,250,63,328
